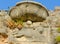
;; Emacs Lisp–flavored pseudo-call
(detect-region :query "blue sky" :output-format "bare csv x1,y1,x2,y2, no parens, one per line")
0,0,60,10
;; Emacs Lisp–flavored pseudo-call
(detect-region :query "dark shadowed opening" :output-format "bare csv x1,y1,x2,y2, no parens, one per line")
12,13,46,22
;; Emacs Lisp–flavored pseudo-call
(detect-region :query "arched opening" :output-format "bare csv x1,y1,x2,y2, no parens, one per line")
9,1,49,23
12,13,45,22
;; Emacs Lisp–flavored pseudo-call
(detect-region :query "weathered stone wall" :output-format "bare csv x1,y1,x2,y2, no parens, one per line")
0,1,60,44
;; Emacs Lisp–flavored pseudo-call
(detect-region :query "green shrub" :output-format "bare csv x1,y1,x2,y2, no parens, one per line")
55,36,60,42
57,27,60,33
16,20,23,25
13,18,23,25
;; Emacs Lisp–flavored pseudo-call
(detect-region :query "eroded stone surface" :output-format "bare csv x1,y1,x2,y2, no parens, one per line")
0,1,60,44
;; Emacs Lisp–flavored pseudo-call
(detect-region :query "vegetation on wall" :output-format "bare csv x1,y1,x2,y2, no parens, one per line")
55,36,60,42
57,27,60,33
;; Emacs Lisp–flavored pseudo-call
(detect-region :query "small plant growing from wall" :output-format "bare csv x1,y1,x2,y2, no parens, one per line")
55,36,60,42
13,18,23,30
57,27,60,33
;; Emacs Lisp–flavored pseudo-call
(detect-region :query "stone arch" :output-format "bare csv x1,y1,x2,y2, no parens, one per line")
9,1,49,22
